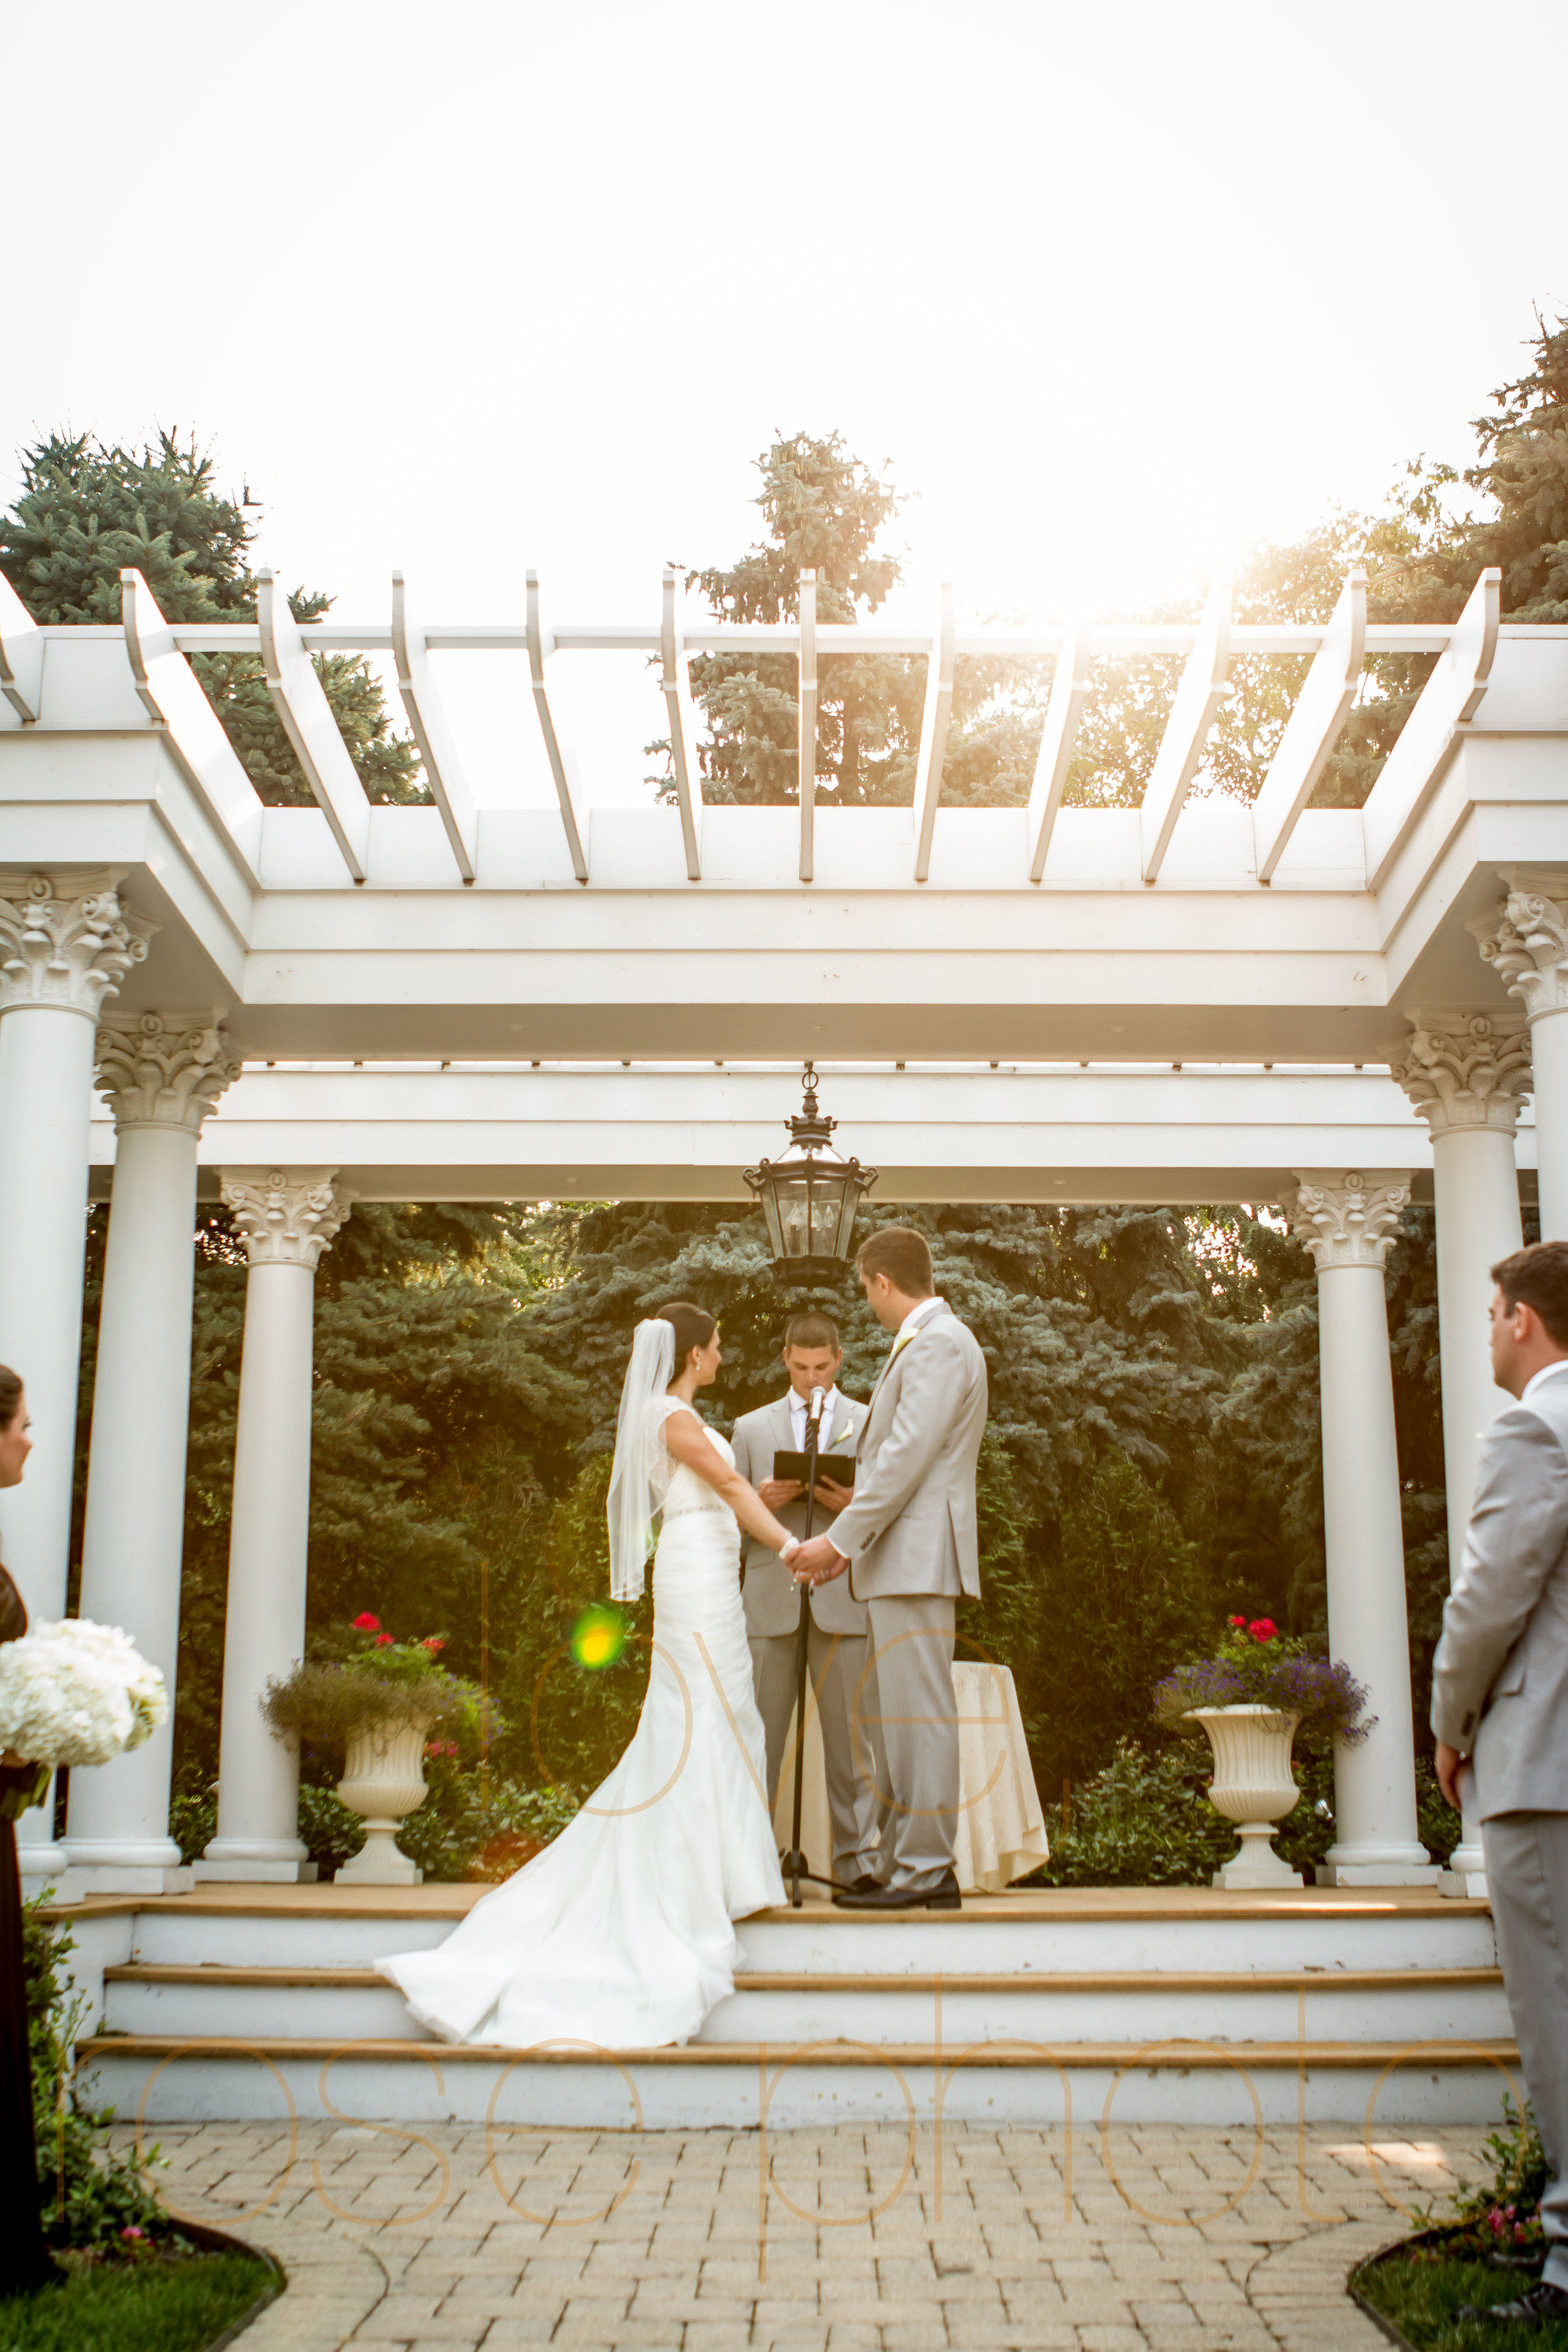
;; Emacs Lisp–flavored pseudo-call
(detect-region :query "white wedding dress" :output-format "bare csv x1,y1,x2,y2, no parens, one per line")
377,1398,785,2048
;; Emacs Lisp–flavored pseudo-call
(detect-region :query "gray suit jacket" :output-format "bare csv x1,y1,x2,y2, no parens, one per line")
1431,1373,1568,1818
827,1301,988,1602
733,1392,869,1637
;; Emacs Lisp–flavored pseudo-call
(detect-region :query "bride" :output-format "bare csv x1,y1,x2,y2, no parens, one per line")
378,1302,802,2049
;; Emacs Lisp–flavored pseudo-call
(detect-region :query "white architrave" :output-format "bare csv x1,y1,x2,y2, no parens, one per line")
1471,875,1568,1240
1251,571,1365,884
1390,1010,1530,1895
1293,1168,1438,1887
1025,627,1091,881
912,583,956,884
119,570,266,881
660,569,703,882
198,1167,354,1882
1140,577,1232,883
0,877,155,1877
1362,568,1501,890
391,572,477,882
0,569,42,722
798,569,818,886
256,567,371,882
526,571,590,884
66,1012,242,1888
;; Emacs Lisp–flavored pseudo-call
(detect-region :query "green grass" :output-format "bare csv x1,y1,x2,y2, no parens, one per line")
1353,2245,1567,2351
0,2249,276,2352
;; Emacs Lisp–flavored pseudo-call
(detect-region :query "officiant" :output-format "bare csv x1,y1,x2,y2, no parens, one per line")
731,1315,883,1891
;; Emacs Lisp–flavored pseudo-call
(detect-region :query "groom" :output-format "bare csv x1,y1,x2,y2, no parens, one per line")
792,1226,988,1910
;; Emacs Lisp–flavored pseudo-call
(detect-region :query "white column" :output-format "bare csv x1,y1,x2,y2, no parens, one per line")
195,1168,352,1883
0,876,152,1879
1293,1170,1441,1887
63,1014,242,1892
1473,875,1568,1239
1391,1013,1530,1894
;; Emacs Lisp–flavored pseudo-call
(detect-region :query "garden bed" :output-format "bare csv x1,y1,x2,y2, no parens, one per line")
0,2224,280,2352
1351,2226,1562,2351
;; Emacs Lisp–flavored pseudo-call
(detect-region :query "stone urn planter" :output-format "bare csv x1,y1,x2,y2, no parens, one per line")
334,1720,430,1885
1187,1704,1304,1889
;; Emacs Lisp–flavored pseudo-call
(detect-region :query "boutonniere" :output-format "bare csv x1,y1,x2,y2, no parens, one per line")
830,1414,852,1449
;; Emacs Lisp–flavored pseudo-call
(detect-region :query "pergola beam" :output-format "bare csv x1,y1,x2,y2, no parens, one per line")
119,569,264,880
257,567,371,882
798,569,818,883
912,582,955,882
391,573,477,883
526,572,590,884
0,572,41,723
1026,628,1092,881
1140,578,1232,883
660,569,704,882
1361,567,1502,891
1251,571,1366,883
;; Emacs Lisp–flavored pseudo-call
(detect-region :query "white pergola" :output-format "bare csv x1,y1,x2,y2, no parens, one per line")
3,558,1567,1908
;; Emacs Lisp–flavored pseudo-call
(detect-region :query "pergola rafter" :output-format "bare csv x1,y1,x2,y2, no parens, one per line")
391,571,477,882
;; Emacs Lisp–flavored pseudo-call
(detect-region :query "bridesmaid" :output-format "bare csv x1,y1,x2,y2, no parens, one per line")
0,1366,59,2295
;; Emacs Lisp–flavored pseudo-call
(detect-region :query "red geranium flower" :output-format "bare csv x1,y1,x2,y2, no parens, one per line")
374,1633,395,1648
352,1613,380,1632
1248,1618,1277,1641
1229,1615,1248,1628
421,1637,446,1653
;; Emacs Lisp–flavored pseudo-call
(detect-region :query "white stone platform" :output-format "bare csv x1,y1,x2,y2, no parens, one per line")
59,1880,1520,2131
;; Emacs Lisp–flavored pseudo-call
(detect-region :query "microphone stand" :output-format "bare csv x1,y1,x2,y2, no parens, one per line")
781,1393,852,1907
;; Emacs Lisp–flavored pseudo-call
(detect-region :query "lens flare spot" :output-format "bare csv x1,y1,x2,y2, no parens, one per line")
572,1605,627,1670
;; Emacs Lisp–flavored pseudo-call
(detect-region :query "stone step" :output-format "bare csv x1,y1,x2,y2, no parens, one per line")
98,1960,1513,2052
109,1894,1499,1976
78,2030,1525,2129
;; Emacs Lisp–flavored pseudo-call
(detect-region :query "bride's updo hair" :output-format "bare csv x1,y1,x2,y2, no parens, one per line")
657,1301,716,1374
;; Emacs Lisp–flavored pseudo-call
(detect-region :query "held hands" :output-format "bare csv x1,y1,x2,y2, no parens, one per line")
789,1535,849,1587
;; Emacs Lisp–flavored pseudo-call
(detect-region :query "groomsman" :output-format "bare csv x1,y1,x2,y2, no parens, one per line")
1434,1239,1568,2328
731,1315,882,1890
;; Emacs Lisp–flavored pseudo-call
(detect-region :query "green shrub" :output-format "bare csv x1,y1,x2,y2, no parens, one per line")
23,1897,176,2255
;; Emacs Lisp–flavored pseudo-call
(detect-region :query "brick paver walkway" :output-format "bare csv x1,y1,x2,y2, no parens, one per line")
122,2118,1493,2351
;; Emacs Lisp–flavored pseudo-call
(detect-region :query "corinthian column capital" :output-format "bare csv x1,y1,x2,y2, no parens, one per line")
1470,874,1568,1021
0,873,157,1019
1291,1169,1412,1271
221,1167,354,1269
1389,1011,1532,1138
95,1011,243,1136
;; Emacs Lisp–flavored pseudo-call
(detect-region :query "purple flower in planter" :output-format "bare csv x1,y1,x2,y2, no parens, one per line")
1153,1623,1374,1749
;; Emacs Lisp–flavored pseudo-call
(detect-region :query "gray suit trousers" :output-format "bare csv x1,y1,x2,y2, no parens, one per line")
1483,1812,1568,2291
862,1592,960,1892
749,1618,881,1879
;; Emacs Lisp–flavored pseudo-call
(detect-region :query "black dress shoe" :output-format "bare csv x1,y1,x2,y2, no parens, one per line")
1456,2280,1568,2326
835,1873,884,1896
834,1871,961,1911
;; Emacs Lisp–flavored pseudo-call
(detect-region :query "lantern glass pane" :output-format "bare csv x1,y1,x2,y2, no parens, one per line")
774,1178,812,1258
810,1170,844,1255
759,1184,785,1258
832,1176,862,1256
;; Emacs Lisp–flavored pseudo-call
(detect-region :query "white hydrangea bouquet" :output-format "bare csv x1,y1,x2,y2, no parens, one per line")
0,1618,169,1819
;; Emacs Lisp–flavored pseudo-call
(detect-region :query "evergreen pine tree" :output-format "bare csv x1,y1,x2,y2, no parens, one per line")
0,430,426,807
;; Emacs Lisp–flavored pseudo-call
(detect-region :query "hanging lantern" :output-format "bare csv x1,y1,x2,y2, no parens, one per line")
743,1062,879,1286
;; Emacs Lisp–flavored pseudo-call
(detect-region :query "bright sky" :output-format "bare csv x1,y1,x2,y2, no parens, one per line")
6,0,1565,807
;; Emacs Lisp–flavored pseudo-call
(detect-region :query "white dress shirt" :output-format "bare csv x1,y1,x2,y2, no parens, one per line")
788,1383,842,1451
1522,1360,1568,1405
